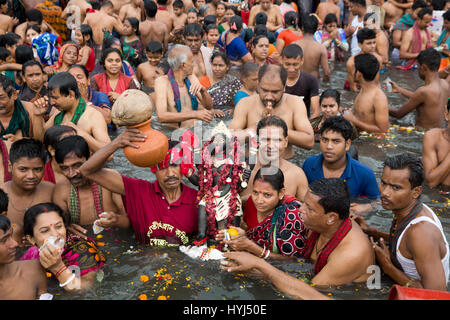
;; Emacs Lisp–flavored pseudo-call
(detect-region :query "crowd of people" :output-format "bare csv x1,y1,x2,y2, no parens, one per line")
0,0,449,300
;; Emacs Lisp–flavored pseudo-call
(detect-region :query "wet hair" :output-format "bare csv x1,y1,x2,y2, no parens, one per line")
309,178,350,220
205,23,219,35
253,166,285,192
0,74,15,97
91,0,101,10
43,125,77,152
0,33,21,48
9,138,47,164
257,115,288,138
0,47,10,61
258,64,288,86
239,61,259,78
126,17,140,36
412,0,429,11
324,13,338,25
444,8,450,21
146,41,163,53
320,116,353,141
157,60,170,74
302,15,318,34
22,60,44,75
357,27,376,43
68,64,89,79
183,23,203,37
0,189,8,214
354,53,379,81
15,45,34,65
23,203,70,237
26,9,43,24
417,7,433,19
145,0,157,17
100,47,123,67
349,0,366,8
229,16,243,33
319,89,341,106
255,12,268,25
173,0,184,8
101,0,114,8
282,43,303,59
54,135,90,164
225,5,238,15
284,11,298,27
210,50,229,65
48,72,80,99
384,154,424,188
254,24,268,37
79,24,94,47
252,34,268,47
0,214,11,234
417,48,441,71
25,24,41,37
203,15,217,27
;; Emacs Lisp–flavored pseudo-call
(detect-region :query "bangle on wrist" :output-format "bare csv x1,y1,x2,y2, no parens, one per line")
59,273,76,288
263,249,270,260
54,265,68,278
259,245,266,258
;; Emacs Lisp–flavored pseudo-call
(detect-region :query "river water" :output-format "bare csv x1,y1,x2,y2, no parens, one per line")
52,62,449,300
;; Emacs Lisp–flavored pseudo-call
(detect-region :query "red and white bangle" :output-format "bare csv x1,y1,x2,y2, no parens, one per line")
263,249,270,260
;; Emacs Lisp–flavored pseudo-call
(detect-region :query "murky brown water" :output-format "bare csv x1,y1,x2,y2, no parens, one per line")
51,62,449,300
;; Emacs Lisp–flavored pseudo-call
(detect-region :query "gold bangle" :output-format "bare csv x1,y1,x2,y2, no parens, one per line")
259,245,266,258
405,279,415,287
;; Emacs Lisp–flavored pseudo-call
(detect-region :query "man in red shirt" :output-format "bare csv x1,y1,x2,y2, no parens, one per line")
79,128,199,246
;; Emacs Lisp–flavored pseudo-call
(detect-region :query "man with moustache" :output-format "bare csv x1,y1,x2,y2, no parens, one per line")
0,214,48,300
51,135,126,227
353,154,449,290
79,129,199,246
229,64,314,159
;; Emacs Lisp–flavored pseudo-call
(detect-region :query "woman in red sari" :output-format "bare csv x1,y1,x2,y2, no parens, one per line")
90,47,138,104
216,167,308,260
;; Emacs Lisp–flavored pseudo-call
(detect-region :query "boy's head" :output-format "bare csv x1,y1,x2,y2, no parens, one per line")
0,47,12,64
357,27,376,53
324,13,338,33
354,53,380,82
146,41,163,66
173,0,184,15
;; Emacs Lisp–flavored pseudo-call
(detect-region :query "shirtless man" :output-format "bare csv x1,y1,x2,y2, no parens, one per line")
224,178,375,289
316,0,341,26
292,15,330,82
354,154,449,291
240,116,309,204
346,28,384,92
119,0,143,22
154,44,214,128
0,75,46,151
248,0,283,33
229,64,314,158
0,0,17,35
391,0,428,49
344,54,389,133
183,23,208,79
5,139,54,245
52,135,126,226
83,0,124,45
364,12,389,65
110,0,131,14
61,0,93,27
399,7,433,63
346,0,367,56
14,9,56,42
389,48,449,129
156,0,175,33
140,0,169,51
422,102,450,188
382,0,414,29
0,214,48,300
37,72,110,153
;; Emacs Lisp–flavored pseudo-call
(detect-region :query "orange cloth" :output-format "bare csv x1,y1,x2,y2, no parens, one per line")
199,75,211,89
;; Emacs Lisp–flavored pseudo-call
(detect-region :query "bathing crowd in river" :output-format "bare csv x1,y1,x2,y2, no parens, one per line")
0,0,448,300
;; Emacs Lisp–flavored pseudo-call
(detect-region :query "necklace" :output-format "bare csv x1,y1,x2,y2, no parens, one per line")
9,189,37,213
314,237,327,257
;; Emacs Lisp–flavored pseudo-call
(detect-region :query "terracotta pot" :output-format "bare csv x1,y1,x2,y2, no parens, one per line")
123,118,169,167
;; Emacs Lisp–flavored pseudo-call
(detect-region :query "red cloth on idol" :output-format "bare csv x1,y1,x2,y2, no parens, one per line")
121,175,199,245
302,217,353,275
43,161,56,184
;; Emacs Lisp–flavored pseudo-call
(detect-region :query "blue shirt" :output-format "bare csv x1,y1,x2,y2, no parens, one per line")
302,153,380,199
90,89,111,109
234,90,250,106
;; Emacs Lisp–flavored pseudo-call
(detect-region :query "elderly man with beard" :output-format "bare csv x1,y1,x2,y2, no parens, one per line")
79,129,199,246
229,64,314,159
51,135,126,227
